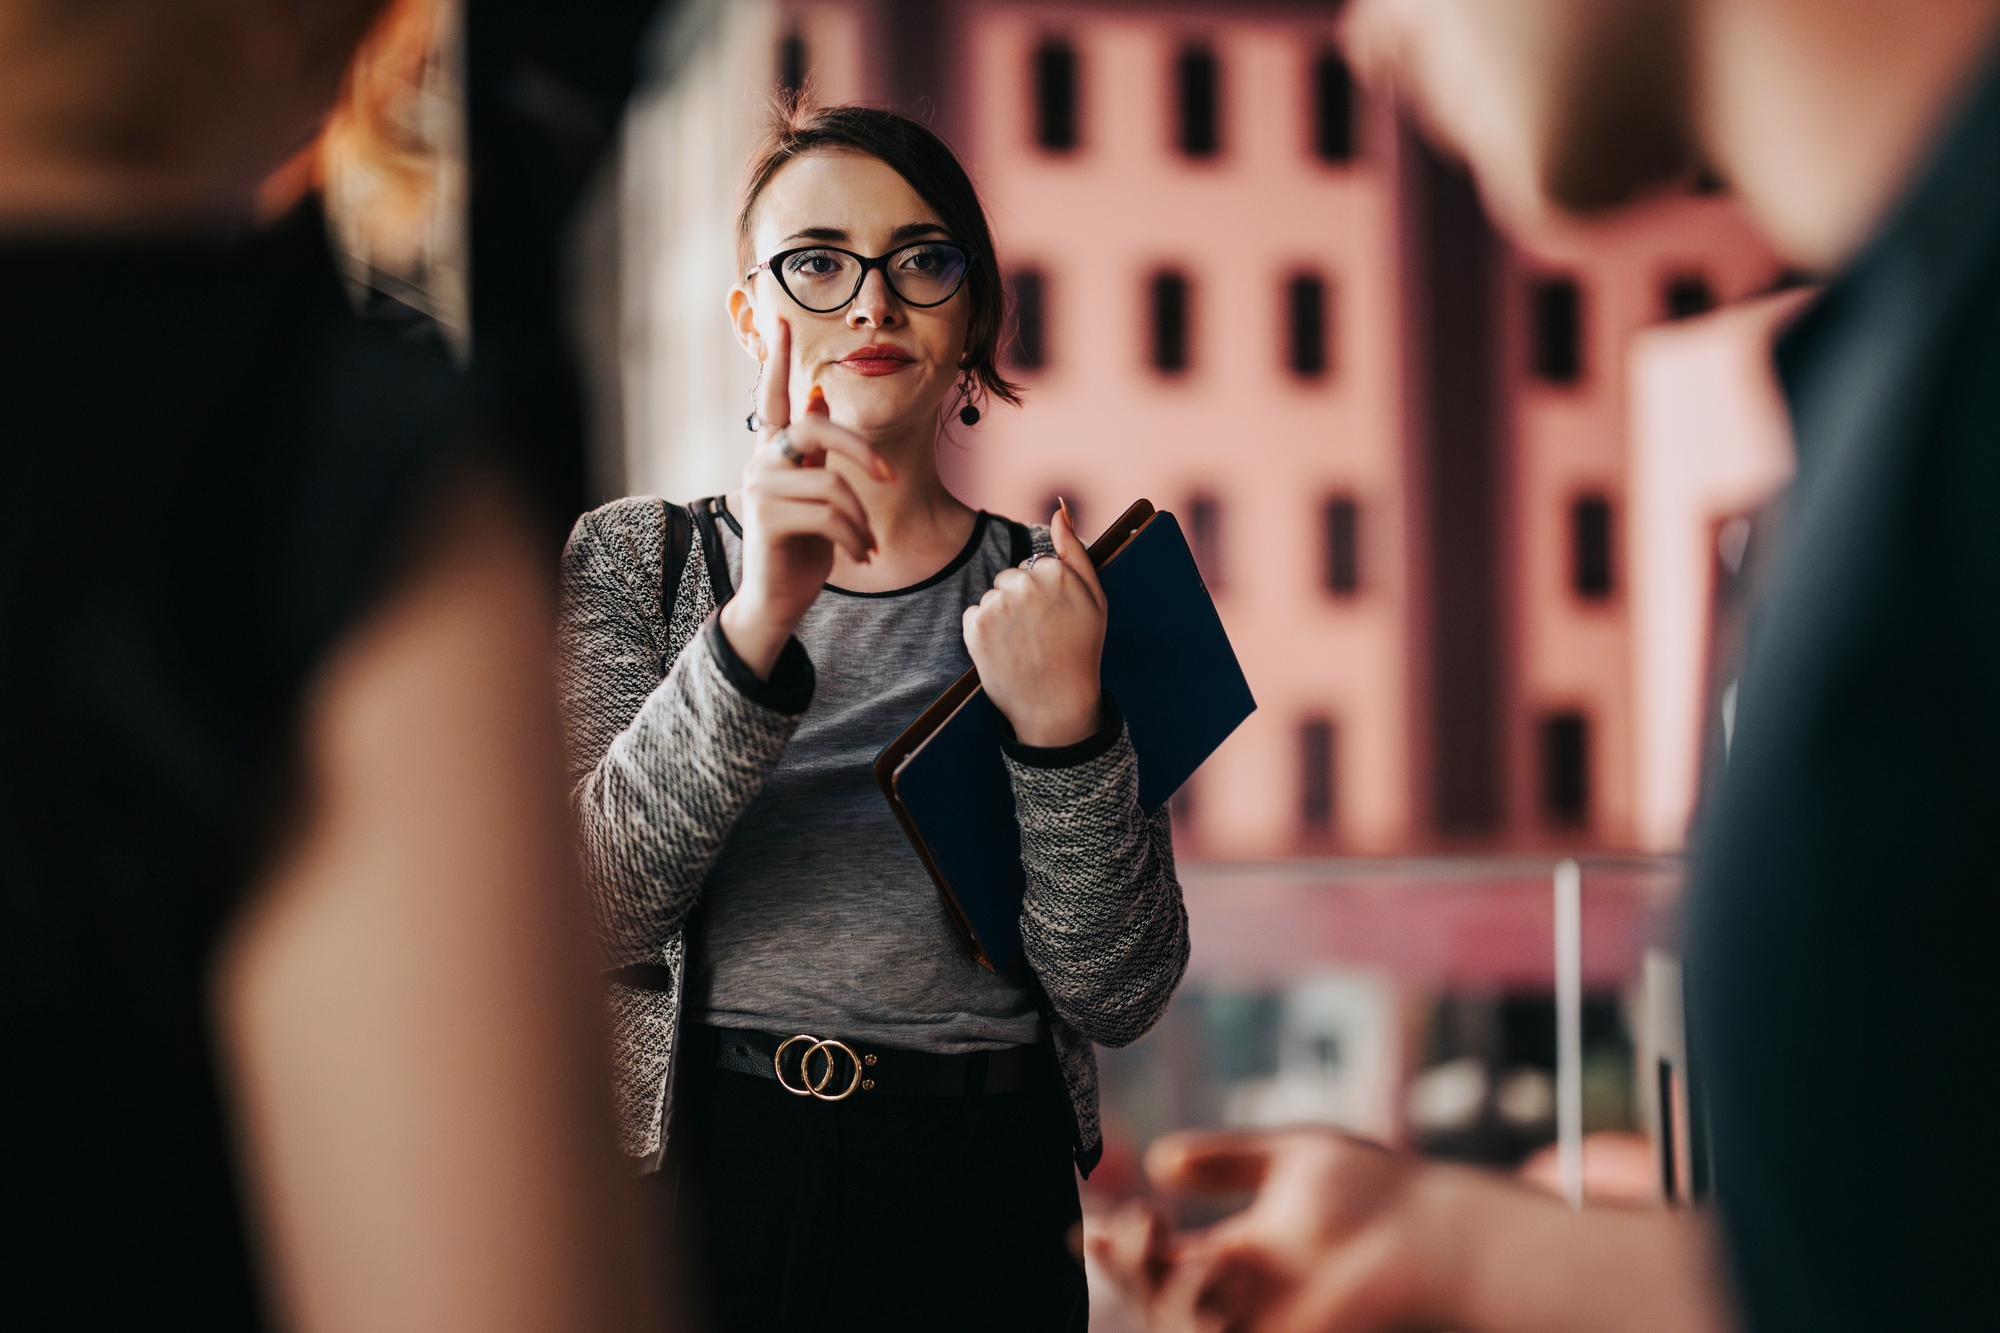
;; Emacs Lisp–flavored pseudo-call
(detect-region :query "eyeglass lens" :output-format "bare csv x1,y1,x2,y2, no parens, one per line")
775,243,969,312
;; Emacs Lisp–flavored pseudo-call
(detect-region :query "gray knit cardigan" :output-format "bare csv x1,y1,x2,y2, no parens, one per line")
556,496,1190,1172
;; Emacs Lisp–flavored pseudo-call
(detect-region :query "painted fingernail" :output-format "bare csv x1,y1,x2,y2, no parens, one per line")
807,384,828,415
1058,495,1073,528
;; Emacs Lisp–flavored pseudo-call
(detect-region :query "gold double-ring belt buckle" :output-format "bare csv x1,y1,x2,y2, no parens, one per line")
773,1034,864,1101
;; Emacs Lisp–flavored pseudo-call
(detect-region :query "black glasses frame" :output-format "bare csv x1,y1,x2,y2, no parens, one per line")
745,240,973,313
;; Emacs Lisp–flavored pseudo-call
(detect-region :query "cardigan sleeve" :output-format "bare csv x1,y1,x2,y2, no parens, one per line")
1004,713,1190,1048
557,501,812,967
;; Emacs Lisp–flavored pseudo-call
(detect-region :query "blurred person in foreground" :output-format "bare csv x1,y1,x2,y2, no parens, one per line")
1097,0,2000,1330
0,2,664,1327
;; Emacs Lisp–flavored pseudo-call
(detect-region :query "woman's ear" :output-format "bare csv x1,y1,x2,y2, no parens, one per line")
727,285,766,362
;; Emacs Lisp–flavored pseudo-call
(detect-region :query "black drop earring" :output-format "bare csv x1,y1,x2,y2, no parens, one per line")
957,371,980,426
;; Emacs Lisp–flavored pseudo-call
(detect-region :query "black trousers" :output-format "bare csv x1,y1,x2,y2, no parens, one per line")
661,1033,1088,1333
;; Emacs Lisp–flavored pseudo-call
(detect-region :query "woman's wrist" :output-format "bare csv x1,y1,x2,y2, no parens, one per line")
718,595,792,681
1005,685,1102,749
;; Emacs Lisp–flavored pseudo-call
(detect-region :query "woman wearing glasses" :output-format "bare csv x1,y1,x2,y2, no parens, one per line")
558,104,1188,1331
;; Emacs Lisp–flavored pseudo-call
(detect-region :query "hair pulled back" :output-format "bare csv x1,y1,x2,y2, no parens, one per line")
737,100,1022,412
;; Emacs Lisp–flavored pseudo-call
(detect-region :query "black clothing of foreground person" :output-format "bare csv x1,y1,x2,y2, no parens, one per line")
0,1,670,1326
0,204,457,1324
1687,48,2000,1333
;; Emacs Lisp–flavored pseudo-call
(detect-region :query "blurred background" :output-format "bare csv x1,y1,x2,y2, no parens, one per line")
555,0,1803,1230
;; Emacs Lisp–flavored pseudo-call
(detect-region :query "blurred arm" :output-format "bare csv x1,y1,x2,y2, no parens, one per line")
1108,1127,1732,1333
1437,1170,1730,1333
213,483,669,1333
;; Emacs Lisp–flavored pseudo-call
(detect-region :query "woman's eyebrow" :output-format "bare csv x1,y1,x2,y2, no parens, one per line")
779,222,952,246
783,226,850,244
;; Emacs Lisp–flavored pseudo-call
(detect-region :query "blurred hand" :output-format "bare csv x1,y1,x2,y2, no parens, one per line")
1093,1129,1443,1333
721,316,892,678
963,504,1106,748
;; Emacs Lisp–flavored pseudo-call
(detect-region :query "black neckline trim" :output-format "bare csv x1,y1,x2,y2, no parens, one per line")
717,499,994,599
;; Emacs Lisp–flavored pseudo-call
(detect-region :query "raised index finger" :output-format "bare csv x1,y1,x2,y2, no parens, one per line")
758,315,792,435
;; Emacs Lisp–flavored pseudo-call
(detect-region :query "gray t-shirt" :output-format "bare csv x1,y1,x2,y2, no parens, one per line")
686,505,1043,1052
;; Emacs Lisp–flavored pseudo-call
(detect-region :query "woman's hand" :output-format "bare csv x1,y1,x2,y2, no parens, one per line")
963,504,1106,748
720,317,892,679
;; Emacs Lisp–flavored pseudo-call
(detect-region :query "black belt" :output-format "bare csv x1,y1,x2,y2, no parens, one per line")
687,1024,1037,1100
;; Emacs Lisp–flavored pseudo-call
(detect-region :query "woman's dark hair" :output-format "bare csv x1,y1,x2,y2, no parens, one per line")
737,100,1023,412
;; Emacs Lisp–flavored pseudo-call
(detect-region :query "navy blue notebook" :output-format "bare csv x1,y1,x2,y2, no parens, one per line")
873,500,1256,972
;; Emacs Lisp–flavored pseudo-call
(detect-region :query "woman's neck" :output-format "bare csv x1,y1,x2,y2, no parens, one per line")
824,419,976,593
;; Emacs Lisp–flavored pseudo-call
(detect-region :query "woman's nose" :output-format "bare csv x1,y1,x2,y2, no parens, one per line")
846,268,901,328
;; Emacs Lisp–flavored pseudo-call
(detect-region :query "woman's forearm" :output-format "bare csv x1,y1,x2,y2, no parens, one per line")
576,618,808,965
1009,729,1190,1045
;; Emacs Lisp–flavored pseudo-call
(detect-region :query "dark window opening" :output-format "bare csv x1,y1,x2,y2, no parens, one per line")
1034,39,1079,151
1176,44,1221,158
1300,719,1336,833
1150,270,1191,374
778,30,807,96
1531,276,1583,383
1312,49,1356,162
1541,712,1590,826
1417,139,1504,834
1664,273,1715,321
1323,496,1360,595
1572,495,1613,598
1005,269,1047,371
1188,491,1224,589
1287,273,1330,377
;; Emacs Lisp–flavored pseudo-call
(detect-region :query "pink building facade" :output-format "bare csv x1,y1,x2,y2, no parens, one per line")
938,3,1784,856
958,7,1417,856
623,0,1792,860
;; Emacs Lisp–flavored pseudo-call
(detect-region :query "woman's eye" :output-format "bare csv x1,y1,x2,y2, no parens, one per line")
785,251,843,278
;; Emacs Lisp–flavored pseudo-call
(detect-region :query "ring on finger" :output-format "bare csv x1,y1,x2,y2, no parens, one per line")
1021,552,1046,570
773,427,807,467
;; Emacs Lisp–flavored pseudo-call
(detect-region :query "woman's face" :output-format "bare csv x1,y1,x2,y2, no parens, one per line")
731,149,974,440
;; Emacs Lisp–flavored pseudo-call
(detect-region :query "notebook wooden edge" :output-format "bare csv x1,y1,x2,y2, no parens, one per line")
871,498,1158,971
872,671,996,969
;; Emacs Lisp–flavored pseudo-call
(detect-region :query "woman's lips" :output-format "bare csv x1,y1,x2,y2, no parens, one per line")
837,346,916,376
